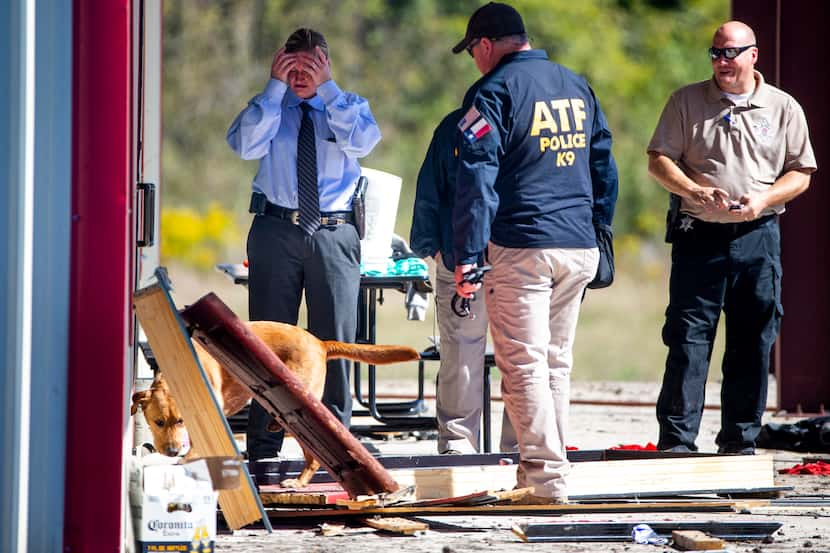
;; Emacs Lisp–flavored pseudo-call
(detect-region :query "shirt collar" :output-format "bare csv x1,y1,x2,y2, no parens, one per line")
705,70,771,107
497,48,548,67
747,71,772,107
285,89,324,110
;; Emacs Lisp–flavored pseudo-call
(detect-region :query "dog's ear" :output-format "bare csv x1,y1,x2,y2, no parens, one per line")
131,389,152,416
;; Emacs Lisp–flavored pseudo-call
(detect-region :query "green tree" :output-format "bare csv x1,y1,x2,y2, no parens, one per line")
161,0,728,264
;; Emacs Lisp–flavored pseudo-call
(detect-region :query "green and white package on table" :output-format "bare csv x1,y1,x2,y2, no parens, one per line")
361,257,428,277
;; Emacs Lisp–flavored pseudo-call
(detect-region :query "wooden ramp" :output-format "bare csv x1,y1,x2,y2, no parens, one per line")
179,291,400,498
133,280,269,531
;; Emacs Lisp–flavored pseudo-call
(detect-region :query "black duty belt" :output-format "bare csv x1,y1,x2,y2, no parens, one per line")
263,203,353,226
674,213,777,240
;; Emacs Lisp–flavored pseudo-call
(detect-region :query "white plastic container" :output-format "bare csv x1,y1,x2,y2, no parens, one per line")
359,167,402,271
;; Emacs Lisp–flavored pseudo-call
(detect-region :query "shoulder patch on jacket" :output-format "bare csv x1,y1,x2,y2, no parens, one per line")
458,106,493,144
463,116,493,144
457,106,481,132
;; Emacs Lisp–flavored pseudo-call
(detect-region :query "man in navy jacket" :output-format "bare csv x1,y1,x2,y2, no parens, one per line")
452,2,618,503
411,109,517,455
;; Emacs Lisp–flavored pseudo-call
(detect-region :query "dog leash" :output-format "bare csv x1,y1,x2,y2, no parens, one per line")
452,265,491,318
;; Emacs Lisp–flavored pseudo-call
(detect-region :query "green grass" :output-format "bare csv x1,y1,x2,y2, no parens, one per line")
576,256,670,381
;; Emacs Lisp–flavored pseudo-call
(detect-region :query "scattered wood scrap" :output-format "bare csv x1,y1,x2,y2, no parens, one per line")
339,489,495,509
333,484,417,509
283,486,535,510
260,483,350,506
397,487,531,508
498,487,535,503
336,496,381,510
361,517,428,536
317,523,377,537
318,523,347,536
511,525,530,542
672,530,726,550
376,484,418,505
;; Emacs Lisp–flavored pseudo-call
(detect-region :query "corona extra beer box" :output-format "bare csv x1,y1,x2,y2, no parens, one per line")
130,454,219,552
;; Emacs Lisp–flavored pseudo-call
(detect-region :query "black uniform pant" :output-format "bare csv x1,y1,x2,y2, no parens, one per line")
245,213,360,461
657,215,782,452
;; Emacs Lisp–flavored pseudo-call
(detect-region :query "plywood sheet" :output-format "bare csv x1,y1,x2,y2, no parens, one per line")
387,454,775,500
133,283,265,530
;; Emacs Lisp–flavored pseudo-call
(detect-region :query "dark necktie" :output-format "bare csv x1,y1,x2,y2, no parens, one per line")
297,102,320,235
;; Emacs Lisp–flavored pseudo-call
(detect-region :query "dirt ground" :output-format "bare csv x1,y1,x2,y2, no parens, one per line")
214,379,830,552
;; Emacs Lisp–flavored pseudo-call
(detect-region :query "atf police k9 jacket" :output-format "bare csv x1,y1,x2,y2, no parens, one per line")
452,49,618,266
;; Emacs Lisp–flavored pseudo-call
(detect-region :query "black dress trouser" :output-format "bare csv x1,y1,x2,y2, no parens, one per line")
657,215,782,452
245,213,361,461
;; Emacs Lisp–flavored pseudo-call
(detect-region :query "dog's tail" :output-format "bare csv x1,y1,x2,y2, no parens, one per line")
323,341,420,364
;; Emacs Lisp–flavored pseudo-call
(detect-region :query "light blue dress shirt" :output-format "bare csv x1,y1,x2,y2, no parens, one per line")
227,79,381,211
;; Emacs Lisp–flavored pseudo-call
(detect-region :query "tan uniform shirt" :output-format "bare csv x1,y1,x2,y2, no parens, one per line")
648,71,817,223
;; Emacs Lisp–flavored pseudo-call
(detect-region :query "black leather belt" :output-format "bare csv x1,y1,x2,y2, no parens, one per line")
675,213,777,239
263,202,353,226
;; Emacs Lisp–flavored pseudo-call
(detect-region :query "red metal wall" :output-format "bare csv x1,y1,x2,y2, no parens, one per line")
64,0,133,550
733,0,830,412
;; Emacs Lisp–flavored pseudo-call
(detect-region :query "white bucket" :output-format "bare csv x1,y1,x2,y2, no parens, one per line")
359,167,402,269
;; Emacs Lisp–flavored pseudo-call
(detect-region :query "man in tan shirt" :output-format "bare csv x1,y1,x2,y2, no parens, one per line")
647,21,816,454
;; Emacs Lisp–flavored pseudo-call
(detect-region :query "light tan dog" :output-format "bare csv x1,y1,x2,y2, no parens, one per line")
131,320,420,487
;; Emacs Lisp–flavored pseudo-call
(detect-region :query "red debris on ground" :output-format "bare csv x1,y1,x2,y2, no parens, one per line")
778,461,830,475
610,442,658,451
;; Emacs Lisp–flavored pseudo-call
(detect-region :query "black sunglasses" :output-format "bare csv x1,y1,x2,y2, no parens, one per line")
708,44,756,60
466,38,482,57
466,37,505,57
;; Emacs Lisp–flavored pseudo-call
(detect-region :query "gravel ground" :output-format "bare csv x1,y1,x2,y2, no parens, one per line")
213,379,830,552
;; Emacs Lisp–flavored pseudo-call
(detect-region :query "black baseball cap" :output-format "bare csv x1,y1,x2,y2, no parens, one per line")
451,2,526,54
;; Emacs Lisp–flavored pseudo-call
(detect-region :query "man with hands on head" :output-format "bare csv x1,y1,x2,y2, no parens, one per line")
227,28,381,464
648,20,816,455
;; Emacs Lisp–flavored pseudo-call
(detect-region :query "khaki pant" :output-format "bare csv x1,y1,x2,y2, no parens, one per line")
434,259,516,453
486,243,598,499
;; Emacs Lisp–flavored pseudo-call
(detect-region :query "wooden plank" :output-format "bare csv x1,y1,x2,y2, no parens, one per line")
319,523,348,537
672,530,726,550
336,497,380,510
569,455,774,497
332,487,527,510
250,450,772,487
333,485,418,510
133,284,265,530
398,490,499,508
264,500,748,521
495,487,534,501
393,487,534,508
261,490,350,506
387,454,776,500
260,483,350,506
179,292,400,498
361,517,428,535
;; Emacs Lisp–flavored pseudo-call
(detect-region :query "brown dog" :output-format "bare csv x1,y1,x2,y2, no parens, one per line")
131,320,420,487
